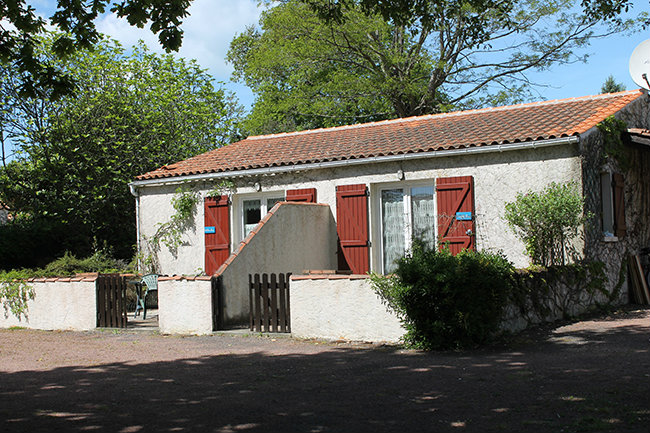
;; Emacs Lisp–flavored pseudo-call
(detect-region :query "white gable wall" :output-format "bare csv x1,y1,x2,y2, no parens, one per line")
136,143,582,275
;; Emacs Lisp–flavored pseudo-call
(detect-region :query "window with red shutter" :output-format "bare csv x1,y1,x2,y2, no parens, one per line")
436,176,476,255
286,188,317,203
336,184,369,274
204,195,230,275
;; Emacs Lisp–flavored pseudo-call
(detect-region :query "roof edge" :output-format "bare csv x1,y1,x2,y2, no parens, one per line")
130,136,579,190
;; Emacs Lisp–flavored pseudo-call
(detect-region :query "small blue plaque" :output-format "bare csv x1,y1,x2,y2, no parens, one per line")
456,212,472,221
204,226,216,234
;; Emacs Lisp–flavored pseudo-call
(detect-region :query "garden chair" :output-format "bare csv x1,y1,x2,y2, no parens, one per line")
136,274,158,320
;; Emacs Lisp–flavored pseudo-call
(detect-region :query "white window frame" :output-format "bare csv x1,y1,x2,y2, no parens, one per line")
235,192,285,243
375,181,437,274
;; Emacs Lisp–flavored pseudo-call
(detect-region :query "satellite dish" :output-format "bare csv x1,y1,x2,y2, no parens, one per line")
629,39,650,90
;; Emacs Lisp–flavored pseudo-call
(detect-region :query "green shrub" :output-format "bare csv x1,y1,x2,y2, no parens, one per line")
504,182,587,267
371,243,516,350
1,251,128,319
41,251,124,276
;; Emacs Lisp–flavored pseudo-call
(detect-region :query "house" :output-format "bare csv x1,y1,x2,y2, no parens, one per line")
130,90,650,329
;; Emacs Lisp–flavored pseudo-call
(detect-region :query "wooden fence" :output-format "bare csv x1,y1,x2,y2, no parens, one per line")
249,273,291,333
96,274,128,328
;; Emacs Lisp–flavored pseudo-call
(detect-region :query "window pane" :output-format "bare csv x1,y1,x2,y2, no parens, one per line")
267,197,283,211
601,173,615,236
411,185,435,248
382,189,405,273
243,199,261,238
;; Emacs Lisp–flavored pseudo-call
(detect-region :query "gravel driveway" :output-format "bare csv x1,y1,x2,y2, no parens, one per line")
1,307,648,432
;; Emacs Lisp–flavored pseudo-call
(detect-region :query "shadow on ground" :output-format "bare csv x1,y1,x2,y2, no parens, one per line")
1,312,648,432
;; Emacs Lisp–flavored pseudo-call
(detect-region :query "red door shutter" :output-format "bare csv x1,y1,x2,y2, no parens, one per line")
204,195,230,275
436,176,475,255
286,188,317,203
612,173,626,238
336,184,369,274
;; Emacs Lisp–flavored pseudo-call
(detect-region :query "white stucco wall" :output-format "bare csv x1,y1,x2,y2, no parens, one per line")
136,143,582,274
0,280,97,331
216,202,338,326
157,278,214,335
290,276,405,343
136,184,205,275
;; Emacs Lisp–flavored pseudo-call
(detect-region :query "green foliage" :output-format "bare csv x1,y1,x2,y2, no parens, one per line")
0,214,86,270
371,244,516,350
0,34,241,265
0,0,191,97
0,249,127,320
0,269,35,320
304,0,637,26
232,0,642,135
600,75,626,93
504,182,588,267
40,251,125,276
597,115,629,169
229,2,399,134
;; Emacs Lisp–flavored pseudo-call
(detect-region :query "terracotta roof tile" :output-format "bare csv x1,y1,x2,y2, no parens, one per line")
136,90,645,181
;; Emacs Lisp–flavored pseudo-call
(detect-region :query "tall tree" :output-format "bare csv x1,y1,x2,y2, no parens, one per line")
600,75,626,93
230,0,642,135
0,0,192,97
0,34,240,266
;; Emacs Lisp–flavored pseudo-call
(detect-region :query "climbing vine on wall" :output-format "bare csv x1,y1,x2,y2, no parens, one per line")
597,115,630,170
153,187,201,252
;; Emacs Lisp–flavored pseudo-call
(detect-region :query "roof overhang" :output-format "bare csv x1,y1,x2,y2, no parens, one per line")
627,128,650,147
129,135,580,194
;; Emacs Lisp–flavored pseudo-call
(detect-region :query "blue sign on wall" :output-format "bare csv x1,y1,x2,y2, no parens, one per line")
456,212,472,221
204,226,216,234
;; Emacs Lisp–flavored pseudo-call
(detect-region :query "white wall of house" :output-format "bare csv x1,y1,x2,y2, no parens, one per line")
157,278,214,335
216,202,338,326
0,280,97,331
290,275,405,343
136,143,582,275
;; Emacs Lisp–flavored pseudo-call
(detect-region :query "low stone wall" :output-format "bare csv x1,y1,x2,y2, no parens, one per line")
501,263,625,332
0,277,97,331
157,276,214,335
290,274,405,343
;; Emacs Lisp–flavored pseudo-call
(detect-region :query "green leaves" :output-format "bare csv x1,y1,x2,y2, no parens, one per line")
0,34,241,266
232,0,642,135
1,0,192,98
371,244,516,349
504,182,587,267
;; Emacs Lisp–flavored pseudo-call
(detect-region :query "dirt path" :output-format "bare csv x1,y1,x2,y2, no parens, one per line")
1,308,648,432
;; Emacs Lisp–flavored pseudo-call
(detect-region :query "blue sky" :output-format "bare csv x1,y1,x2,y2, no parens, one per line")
24,0,650,109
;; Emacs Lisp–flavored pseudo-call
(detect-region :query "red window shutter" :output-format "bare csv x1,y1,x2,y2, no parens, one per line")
612,173,626,238
286,188,317,203
204,195,230,275
336,184,369,274
436,176,476,255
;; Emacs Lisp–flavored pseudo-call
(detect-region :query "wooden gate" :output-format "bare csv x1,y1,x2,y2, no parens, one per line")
249,273,291,333
96,274,128,328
